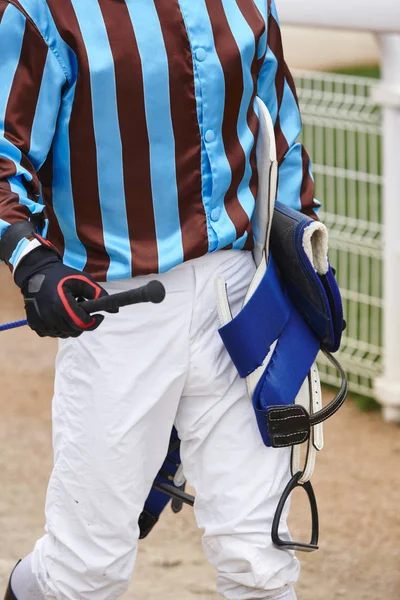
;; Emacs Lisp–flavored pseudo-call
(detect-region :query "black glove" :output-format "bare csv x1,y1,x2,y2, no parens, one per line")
14,245,109,338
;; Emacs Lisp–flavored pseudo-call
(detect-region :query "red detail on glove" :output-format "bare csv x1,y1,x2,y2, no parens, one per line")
33,234,62,258
57,275,102,329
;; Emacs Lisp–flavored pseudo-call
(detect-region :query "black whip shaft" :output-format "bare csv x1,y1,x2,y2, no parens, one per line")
81,280,165,314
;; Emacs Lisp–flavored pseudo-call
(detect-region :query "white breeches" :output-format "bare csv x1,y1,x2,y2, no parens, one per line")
30,250,299,600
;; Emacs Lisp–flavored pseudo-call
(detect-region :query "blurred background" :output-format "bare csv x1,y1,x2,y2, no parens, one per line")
1,2,400,600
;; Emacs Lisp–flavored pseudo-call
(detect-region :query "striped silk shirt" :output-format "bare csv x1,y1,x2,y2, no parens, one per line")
0,0,319,281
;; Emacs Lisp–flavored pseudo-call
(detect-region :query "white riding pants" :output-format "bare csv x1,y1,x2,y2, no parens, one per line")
30,249,299,600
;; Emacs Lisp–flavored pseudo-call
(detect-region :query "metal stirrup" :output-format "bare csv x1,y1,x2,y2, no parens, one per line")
271,351,348,552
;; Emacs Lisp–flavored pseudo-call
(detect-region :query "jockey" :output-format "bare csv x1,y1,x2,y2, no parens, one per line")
0,1,326,599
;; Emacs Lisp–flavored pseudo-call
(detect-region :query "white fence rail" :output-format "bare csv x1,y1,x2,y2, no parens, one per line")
280,0,400,421
278,0,400,32
293,70,383,398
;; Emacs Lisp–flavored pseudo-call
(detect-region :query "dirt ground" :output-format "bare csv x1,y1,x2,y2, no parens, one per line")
0,263,399,600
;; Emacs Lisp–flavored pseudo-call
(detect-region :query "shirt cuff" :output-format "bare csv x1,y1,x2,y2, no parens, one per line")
9,238,42,276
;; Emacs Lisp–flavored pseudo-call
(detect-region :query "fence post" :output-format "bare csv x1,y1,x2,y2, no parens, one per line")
373,34,400,422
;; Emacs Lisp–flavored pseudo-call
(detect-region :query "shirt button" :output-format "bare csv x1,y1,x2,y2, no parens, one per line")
195,48,207,62
210,207,221,222
205,129,215,143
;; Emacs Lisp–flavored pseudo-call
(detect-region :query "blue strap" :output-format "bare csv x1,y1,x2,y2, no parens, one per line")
143,428,181,518
0,319,28,332
252,305,320,446
218,258,290,377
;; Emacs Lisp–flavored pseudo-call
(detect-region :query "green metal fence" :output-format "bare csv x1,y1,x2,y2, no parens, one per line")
293,69,383,397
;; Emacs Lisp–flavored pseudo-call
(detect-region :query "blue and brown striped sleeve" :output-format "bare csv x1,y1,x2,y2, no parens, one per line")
258,0,320,217
0,0,65,270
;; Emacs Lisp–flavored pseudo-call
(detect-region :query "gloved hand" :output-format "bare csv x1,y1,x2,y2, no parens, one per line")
14,245,109,338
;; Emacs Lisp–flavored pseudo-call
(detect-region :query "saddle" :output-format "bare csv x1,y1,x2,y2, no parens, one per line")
138,97,348,552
